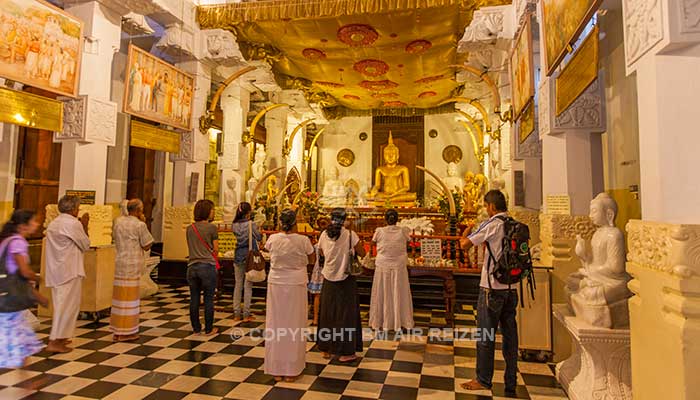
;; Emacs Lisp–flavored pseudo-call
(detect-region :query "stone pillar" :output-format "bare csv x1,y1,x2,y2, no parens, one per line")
57,1,121,205
621,2,700,398
286,115,306,178
265,106,288,173
538,74,606,362
219,80,249,204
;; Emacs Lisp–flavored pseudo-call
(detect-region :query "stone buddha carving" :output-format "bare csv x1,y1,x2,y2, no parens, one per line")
252,144,267,181
566,193,632,328
245,177,258,203
223,178,237,223
442,162,465,192
366,133,416,206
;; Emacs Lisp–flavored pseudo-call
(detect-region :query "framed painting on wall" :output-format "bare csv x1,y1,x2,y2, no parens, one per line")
0,0,83,97
123,44,195,131
510,15,534,122
542,0,602,75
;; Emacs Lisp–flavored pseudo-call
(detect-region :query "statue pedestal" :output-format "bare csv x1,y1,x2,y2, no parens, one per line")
140,256,161,298
553,304,632,400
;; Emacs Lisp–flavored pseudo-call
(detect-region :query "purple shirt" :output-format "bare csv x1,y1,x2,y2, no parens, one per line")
2,235,29,275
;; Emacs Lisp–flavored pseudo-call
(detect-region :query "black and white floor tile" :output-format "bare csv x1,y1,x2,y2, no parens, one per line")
0,286,568,400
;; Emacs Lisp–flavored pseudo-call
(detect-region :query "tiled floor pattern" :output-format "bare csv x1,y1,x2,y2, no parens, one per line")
0,286,568,400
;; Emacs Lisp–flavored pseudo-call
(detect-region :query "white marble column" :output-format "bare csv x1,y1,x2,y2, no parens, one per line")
265,106,288,173
219,80,249,203
621,2,700,398
58,1,122,205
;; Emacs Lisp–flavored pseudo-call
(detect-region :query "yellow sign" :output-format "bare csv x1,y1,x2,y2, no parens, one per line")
546,195,572,215
556,26,599,116
0,87,63,132
130,120,181,153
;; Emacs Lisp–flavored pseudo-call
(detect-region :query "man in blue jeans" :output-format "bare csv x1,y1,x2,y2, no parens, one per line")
459,190,518,396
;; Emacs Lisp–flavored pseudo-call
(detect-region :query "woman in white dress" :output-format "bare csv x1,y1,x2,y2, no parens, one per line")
129,63,143,112
369,209,414,331
264,210,315,382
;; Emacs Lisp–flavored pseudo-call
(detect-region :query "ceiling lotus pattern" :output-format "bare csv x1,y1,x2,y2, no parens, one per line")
198,0,510,117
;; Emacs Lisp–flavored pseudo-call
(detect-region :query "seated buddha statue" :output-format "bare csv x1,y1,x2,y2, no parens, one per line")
366,133,417,207
566,193,632,328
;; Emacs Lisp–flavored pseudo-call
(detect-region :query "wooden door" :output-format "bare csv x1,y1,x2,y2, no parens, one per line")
372,116,425,200
14,127,62,239
127,146,156,229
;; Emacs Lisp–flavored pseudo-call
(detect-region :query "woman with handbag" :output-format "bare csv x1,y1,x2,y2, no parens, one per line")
264,210,315,382
185,199,219,336
316,208,366,363
0,209,47,368
369,209,414,332
231,202,261,322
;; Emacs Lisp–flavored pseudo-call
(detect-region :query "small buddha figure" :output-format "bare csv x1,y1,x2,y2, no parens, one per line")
442,162,465,192
245,177,258,204
252,144,267,180
267,175,279,200
566,193,632,328
321,167,347,206
223,177,237,223
366,133,417,206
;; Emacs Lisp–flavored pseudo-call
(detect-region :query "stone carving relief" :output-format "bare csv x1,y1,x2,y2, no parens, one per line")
162,206,194,260
514,110,541,159
540,214,596,265
554,79,606,132
155,24,195,59
459,9,505,51
57,96,86,140
623,0,664,67
510,207,540,244
122,12,154,36
173,129,194,162
45,204,113,247
681,0,700,33
515,0,536,26
85,98,117,146
200,29,247,66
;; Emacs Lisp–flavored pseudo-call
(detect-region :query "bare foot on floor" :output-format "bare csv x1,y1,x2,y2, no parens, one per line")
46,342,72,353
203,328,219,337
321,352,331,359
461,379,488,391
338,355,358,363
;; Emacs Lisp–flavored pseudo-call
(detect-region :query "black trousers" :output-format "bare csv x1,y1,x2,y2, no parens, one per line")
316,276,363,356
187,263,217,333
476,287,519,392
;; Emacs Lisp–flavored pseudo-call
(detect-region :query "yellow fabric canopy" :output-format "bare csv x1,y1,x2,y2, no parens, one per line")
198,0,510,116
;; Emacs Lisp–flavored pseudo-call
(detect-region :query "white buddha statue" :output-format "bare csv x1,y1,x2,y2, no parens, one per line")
321,167,347,206
442,162,464,192
490,178,509,205
245,177,258,204
223,177,237,223
566,193,632,328
252,144,267,180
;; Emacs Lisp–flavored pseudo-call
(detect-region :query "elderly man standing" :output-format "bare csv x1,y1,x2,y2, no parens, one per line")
45,195,90,353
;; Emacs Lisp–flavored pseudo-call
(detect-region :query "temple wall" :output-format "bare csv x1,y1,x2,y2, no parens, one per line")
0,123,18,222
317,117,373,195
423,113,480,203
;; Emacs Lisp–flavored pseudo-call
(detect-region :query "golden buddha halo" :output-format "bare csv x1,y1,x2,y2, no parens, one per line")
337,148,355,167
442,145,463,163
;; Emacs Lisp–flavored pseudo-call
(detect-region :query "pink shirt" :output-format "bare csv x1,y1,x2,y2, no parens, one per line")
1,235,28,275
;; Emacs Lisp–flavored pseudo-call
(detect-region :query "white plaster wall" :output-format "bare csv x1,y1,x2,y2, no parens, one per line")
424,113,479,202
317,117,372,194
0,124,18,212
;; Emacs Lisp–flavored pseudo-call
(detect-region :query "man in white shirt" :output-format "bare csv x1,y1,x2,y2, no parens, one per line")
45,195,90,353
459,190,519,396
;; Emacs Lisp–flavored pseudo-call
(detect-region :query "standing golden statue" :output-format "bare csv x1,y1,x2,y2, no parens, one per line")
366,132,417,207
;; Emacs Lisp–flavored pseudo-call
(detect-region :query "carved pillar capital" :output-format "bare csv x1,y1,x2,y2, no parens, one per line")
56,96,118,146
540,213,595,266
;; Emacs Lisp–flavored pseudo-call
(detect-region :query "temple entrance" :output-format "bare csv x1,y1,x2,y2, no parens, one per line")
13,126,62,240
372,116,425,202
127,146,156,230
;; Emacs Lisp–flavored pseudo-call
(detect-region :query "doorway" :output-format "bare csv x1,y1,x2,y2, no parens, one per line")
127,146,156,230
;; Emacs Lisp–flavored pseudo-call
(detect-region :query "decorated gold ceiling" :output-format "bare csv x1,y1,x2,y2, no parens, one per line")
198,0,510,117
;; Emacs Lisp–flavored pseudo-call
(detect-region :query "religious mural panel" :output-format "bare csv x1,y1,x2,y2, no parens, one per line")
0,0,82,97
510,16,534,121
542,0,601,75
123,44,195,130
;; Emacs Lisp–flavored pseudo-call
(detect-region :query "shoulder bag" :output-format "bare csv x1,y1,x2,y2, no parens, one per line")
346,228,364,276
0,237,38,313
191,223,220,270
245,221,266,282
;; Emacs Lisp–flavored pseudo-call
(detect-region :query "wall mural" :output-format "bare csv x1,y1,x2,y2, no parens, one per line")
0,0,83,97
123,44,195,130
510,15,534,121
542,0,601,75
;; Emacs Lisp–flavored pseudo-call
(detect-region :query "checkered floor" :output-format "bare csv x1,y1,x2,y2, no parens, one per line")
0,286,568,400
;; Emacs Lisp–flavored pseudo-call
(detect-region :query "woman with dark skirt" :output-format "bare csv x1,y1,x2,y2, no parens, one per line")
316,208,366,362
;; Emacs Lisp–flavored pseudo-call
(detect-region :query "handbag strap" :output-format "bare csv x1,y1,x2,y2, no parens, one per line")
0,236,20,275
191,223,216,259
248,221,253,251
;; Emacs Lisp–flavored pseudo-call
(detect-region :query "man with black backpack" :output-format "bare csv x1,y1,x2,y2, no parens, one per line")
458,190,524,396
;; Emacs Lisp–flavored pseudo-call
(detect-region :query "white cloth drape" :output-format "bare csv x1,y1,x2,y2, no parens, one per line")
49,277,82,340
264,283,307,377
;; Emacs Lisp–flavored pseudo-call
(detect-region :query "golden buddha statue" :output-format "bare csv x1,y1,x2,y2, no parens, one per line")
267,175,279,200
366,133,417,207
